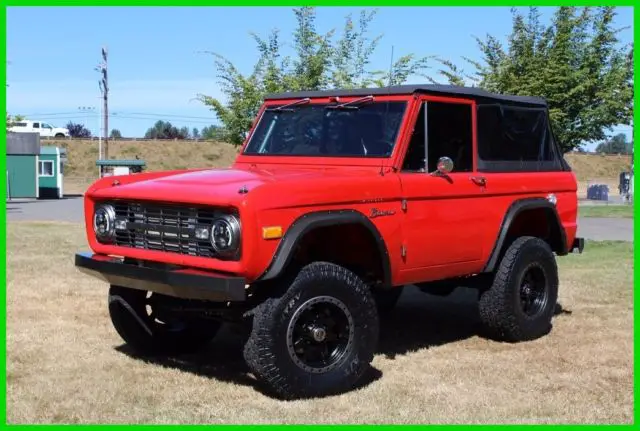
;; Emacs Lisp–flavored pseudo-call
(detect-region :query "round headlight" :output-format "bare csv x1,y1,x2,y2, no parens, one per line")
93,204,116,241
210,215,240,254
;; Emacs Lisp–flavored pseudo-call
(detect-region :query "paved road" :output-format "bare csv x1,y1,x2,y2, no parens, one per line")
576,217,633,242
6,197,633,242
7,197,84,223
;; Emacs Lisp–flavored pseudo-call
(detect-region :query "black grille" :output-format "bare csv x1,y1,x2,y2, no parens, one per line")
112,201,221,258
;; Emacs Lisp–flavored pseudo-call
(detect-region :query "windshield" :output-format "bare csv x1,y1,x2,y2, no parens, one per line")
243,101,407,157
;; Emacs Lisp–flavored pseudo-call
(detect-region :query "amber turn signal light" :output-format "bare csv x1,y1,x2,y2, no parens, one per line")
262,226,283,240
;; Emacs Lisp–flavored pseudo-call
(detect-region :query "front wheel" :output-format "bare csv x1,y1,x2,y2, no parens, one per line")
243,262,379,399
478,236,559,342
108,285,221,355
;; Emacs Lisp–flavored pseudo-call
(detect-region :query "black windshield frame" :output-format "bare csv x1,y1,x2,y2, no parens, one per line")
243,101,408,158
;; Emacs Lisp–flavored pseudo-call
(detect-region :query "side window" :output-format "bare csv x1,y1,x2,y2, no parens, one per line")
38,160,54,176
427,102,473,172
402,102,426,172
33,122,40,128
42,123,52,129
477,104,563,172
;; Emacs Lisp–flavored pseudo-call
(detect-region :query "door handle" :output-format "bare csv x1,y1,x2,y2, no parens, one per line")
470,176,487,187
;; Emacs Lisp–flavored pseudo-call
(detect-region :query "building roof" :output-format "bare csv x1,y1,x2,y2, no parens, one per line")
264,84,547,107
40,146,61,155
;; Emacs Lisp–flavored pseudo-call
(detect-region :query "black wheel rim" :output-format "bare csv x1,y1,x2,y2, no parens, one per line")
519,264,549,317
286,296,354,374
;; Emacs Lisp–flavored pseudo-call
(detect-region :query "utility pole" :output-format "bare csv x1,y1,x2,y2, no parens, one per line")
95,46,109,160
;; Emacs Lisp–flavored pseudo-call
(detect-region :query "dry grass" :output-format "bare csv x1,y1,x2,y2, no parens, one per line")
49,139,632,198
7,222,634,424
564,152,632,182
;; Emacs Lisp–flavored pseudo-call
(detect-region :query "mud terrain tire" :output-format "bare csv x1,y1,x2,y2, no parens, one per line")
243,262,379,399
108,285,221,355
478,236,559,342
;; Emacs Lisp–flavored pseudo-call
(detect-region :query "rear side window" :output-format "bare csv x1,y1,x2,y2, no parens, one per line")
476,104,565,172
33,122,40,128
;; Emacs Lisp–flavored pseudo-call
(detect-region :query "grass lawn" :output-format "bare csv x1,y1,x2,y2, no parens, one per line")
579,204,634,218
6,222,634,424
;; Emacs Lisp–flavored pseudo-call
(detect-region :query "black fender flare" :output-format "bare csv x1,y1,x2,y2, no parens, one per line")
257,209,392,286
482,197,568,273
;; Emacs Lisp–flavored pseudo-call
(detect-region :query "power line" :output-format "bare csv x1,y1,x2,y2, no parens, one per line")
20,110,216,121
29,114,217,125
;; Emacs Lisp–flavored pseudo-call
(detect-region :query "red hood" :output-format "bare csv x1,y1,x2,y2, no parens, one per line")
87,165,400,210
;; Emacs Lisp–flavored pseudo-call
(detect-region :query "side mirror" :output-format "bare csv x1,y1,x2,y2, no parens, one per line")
433,156,454,175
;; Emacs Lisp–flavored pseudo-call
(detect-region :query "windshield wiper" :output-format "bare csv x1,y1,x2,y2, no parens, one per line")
266,97,311,112
326,95,375,110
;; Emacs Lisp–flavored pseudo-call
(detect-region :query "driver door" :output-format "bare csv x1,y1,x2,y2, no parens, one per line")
397,98,490,284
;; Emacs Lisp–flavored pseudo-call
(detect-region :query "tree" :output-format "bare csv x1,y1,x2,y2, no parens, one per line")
595,133,633,154
198,7,431,145
66,121,92,138
200,125,226,140
144,120,189,139
6,113,25,130
444,7,633,152
192,127,200,139
179,126,190,139
110,129,122,139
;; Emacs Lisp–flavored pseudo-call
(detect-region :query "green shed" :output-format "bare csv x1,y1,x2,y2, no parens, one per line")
7,132,40,199
38,146,67,199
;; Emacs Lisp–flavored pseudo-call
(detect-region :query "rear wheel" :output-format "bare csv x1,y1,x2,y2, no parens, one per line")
478,236,558,342
108,285,221,355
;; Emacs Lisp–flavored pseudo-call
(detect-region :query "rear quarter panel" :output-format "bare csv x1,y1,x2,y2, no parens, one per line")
479,171,578,263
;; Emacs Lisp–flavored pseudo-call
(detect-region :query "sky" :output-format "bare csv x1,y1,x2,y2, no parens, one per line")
6,6,635,149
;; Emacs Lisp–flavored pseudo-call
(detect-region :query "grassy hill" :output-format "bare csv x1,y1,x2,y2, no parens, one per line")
44,138,632,196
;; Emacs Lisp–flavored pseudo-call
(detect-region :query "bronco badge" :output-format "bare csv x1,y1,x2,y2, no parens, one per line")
369,208,396,218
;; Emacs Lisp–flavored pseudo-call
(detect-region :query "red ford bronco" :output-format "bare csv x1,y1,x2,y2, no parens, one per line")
75,85,584,399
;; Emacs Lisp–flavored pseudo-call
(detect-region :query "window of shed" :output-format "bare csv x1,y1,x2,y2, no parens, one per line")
39,160,54,177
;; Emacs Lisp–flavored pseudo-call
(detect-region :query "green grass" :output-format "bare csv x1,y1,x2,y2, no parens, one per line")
578,204,634,218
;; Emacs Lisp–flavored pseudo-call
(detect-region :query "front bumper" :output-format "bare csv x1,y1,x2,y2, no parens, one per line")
571,237,585,253
74,252,247,301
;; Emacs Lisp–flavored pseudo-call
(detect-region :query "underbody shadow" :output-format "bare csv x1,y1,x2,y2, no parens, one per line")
115,325,382,399
115,285,571,399
377,285,480,359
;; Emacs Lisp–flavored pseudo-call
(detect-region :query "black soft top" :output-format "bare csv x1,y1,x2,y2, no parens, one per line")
264,84,547,107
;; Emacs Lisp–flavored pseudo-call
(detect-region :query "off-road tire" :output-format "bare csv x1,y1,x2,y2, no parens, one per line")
108,285,221,355
243,262,379,399
478,236,558,342
371,286,404,315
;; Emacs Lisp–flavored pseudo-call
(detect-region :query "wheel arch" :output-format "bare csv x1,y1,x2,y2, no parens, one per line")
257,209,392,287
482,198,567,273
